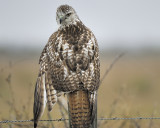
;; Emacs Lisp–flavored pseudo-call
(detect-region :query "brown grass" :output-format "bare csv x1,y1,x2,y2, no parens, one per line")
0,53,160,128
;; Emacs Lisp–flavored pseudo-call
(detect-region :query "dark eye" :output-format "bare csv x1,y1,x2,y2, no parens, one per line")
66,13,71,17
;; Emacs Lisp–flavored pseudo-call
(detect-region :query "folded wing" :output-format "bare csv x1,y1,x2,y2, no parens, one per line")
33,50,58,128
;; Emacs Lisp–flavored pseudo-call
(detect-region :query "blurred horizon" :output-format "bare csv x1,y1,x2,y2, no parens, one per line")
0,40,160,59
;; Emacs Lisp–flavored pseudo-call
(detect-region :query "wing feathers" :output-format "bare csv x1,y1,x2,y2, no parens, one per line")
89,91,97,125
33,51,58,127
50,84,58,104
34,71,58,127
45,72,57,111
33,73,46,128
45,74,53,111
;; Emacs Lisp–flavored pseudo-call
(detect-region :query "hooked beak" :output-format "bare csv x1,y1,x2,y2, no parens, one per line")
59,16,65,24
60,19,62,24
59,19,62,24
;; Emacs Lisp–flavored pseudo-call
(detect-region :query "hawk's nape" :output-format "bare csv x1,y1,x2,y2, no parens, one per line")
33,4,100,128
68,90,97,128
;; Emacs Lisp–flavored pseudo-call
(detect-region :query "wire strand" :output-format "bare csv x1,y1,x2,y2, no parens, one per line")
1,117,160,124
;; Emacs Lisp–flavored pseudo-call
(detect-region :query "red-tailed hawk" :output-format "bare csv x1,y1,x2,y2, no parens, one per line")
33,5,100,128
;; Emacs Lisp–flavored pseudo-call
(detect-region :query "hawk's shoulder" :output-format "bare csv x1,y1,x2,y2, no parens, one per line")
48,31,59,43
39,31,59,64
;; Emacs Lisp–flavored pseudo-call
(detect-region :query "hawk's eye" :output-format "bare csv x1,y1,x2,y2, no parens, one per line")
66,13,72,17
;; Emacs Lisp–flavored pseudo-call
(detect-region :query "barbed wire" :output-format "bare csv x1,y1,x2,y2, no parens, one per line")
0,118,67,124
1,117,160,124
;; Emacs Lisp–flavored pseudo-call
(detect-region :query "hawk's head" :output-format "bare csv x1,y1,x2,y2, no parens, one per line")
56,5,80,26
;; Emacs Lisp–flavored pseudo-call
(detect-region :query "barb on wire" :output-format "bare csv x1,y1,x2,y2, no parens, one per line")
1,117,160,124
100,52,125,85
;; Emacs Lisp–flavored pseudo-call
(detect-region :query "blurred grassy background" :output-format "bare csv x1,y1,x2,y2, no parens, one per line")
1,1,160,127
0,49,160,128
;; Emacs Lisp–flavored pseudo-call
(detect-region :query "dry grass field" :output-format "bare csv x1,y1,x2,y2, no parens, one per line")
0,52,160,128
